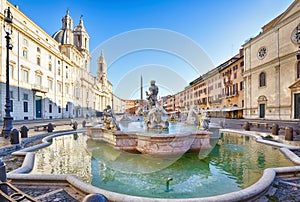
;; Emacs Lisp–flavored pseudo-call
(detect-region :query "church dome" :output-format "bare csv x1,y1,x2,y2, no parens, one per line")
52,30,67,44
52,10,74,45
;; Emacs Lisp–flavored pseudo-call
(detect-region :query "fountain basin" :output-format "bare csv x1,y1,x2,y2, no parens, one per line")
87,125,211,158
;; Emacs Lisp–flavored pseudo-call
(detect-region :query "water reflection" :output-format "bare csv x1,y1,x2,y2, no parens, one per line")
30,132,294,198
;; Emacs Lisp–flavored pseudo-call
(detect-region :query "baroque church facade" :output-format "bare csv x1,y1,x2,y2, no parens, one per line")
243,0,300,120
0,1,113,120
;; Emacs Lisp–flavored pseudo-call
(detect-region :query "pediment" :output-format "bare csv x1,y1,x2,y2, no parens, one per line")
289,79,300,89
272,0,300,27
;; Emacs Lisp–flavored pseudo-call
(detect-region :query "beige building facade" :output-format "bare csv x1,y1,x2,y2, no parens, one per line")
243,0,300,120
0,1,114,120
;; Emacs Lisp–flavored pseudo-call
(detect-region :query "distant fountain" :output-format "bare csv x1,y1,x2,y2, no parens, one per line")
185,108,199,125
119,112,132,122
185,108,210,130
198,111,210,130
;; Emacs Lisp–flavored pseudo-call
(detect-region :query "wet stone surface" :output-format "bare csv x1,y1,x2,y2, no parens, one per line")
10,185,80,202
265,177,300,202
39,190,78,202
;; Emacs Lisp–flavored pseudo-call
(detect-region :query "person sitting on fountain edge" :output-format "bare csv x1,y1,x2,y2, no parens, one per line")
146,80,158,108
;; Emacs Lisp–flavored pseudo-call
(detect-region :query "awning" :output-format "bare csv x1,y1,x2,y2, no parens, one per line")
222,107,244,112
206,107,243,112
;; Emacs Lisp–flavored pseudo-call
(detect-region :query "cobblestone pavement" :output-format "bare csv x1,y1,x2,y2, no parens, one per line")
266,176,300,202
6,183,83,201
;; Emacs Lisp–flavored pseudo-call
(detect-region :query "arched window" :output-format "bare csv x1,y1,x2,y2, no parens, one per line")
259,72,266,87
297,61,300,79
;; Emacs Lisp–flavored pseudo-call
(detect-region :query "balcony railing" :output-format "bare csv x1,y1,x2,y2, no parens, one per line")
226,92,238,98
31,84,48,93
210,99,222,104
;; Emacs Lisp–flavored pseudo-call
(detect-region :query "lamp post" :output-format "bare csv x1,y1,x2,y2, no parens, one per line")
1,7,13,138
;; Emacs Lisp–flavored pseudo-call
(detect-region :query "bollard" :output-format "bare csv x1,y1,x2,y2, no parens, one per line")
82,194,109,202
243,122,250,131
73,121,78,130
10,128,19,144
0,159,7,197
20,125,29,138
296,123,300,136
47,123,54,132
271,124,279,135
285,126,294,141
219,121,224,129
82,120,87,127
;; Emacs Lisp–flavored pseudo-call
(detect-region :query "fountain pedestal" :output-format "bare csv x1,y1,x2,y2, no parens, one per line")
87,126,211,158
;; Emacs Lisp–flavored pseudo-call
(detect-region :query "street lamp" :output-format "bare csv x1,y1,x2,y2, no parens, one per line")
1,7,13,138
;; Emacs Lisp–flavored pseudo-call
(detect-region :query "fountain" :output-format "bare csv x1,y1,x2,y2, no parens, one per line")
87,80,212,158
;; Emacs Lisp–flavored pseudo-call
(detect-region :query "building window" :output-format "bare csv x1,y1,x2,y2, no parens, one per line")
10,100,13,112
23,102,28,112
22,69,29,83
48,63,52,71
36,75,42,88
240,81,244,90
48,79,53,91
65,85,69,94
75,84,80,98
66,66,68,79
58,67,61,76
259,72,266,87
10,91,14,99
297,61,300,79
66,104,68,111
57,83,62,93
22,49,28,59
23,38,28,45
37,56,41,66
233,83,238,95
49,104,52,113
23,93,29,100
37,47,41,53
9,64,14,79
58,106,61,113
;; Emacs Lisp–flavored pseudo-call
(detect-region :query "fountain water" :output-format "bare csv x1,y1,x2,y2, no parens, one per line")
87,80,212,158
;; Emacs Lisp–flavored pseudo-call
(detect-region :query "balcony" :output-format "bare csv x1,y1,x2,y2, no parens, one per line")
223,77,232,86
31,84,48,93
210,99,222,104
226,92,238,98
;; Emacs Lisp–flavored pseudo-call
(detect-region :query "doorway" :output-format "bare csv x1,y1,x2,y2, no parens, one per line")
259,104,265,118
294,93,300,119
36,96,42,118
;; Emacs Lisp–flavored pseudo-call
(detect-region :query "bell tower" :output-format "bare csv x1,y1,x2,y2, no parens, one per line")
74,15,89,52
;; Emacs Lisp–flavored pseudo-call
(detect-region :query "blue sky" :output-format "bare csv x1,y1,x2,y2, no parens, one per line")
9,0,295,99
